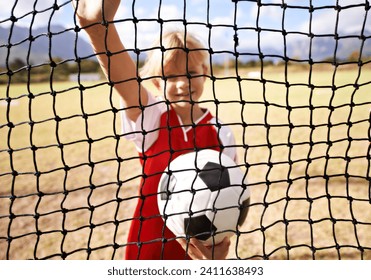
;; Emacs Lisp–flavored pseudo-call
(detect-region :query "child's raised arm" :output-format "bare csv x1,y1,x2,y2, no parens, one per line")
72,0,148,122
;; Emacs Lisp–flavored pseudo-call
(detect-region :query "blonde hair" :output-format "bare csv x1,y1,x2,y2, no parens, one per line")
140,31,209,86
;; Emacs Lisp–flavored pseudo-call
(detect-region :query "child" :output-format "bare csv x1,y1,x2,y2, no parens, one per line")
73,0,236,260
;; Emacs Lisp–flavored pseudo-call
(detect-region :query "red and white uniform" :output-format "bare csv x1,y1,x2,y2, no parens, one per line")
121,93,236,259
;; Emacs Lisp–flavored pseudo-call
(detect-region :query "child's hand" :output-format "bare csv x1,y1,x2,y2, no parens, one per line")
72,0,120,27
178,237,231,260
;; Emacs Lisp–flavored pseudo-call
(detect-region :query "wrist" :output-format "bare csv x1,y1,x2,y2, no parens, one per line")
81,22,123,56
83,22,119,47
82,22,108,37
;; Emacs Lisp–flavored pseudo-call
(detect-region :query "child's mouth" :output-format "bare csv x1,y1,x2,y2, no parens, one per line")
176,91,194,97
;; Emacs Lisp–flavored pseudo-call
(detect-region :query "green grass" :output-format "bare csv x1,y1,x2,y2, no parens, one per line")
0,66,370,259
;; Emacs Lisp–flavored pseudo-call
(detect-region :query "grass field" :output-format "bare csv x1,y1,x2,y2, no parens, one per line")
0,65,370,259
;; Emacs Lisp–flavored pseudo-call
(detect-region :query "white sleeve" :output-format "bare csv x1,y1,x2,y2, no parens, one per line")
120,93,166,152
209,117,237,161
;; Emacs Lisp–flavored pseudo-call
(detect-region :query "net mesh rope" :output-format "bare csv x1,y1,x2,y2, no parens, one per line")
0,0,370,259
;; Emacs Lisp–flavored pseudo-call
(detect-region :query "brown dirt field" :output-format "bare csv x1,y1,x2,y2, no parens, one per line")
1,67,370,259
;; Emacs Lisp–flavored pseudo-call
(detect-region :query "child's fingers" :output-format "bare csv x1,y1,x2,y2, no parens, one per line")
191,237,231,260
177,239,204,260
72,0,121,25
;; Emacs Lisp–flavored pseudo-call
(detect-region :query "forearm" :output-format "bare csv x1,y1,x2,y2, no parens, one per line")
83,23,147,120
85,24,132,77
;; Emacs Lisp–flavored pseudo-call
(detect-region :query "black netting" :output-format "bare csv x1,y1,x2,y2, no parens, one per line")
0,0,370,260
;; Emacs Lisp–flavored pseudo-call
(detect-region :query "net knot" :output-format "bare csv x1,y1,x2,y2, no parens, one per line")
10,15,17,22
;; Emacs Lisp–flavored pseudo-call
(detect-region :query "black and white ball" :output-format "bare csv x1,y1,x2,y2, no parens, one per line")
157,149,250,245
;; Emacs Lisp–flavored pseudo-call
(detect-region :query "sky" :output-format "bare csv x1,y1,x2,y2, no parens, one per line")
1,0,370,54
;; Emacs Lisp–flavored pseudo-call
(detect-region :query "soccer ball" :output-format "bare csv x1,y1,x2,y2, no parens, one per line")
157,149,250,245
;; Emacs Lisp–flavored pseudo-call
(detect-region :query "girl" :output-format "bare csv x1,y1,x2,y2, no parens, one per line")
73,0,236,260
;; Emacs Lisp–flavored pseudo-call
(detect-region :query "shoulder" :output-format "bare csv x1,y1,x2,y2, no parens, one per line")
208,116,237,160
208,117,235,143
120,92,167,152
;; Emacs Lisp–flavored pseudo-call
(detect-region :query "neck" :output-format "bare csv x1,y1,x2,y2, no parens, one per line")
175,105,205,126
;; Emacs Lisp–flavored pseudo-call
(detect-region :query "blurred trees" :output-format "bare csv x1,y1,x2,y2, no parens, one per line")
0,58,102,84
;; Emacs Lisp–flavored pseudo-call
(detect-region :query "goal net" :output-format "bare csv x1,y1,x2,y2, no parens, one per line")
0,0,370,260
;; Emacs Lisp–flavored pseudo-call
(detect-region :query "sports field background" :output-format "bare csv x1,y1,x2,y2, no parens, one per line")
0,65,370,259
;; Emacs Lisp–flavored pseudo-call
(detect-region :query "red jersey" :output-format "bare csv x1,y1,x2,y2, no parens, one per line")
121,95,236,259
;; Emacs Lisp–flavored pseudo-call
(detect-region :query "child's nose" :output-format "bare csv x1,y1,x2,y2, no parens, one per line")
176,76,190,89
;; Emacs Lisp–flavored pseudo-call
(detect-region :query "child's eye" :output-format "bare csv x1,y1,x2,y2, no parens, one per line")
188,71,198,77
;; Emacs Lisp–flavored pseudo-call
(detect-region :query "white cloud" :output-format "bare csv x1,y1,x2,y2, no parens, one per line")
114,3,236,52
1,0,74,28
298,3,368,35
159,4,183,20
190,0,204,4
115,4,186,50
4,0,366,59
337,5,369,35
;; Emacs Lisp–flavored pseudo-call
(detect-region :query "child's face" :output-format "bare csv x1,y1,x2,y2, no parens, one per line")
157,53,207,113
